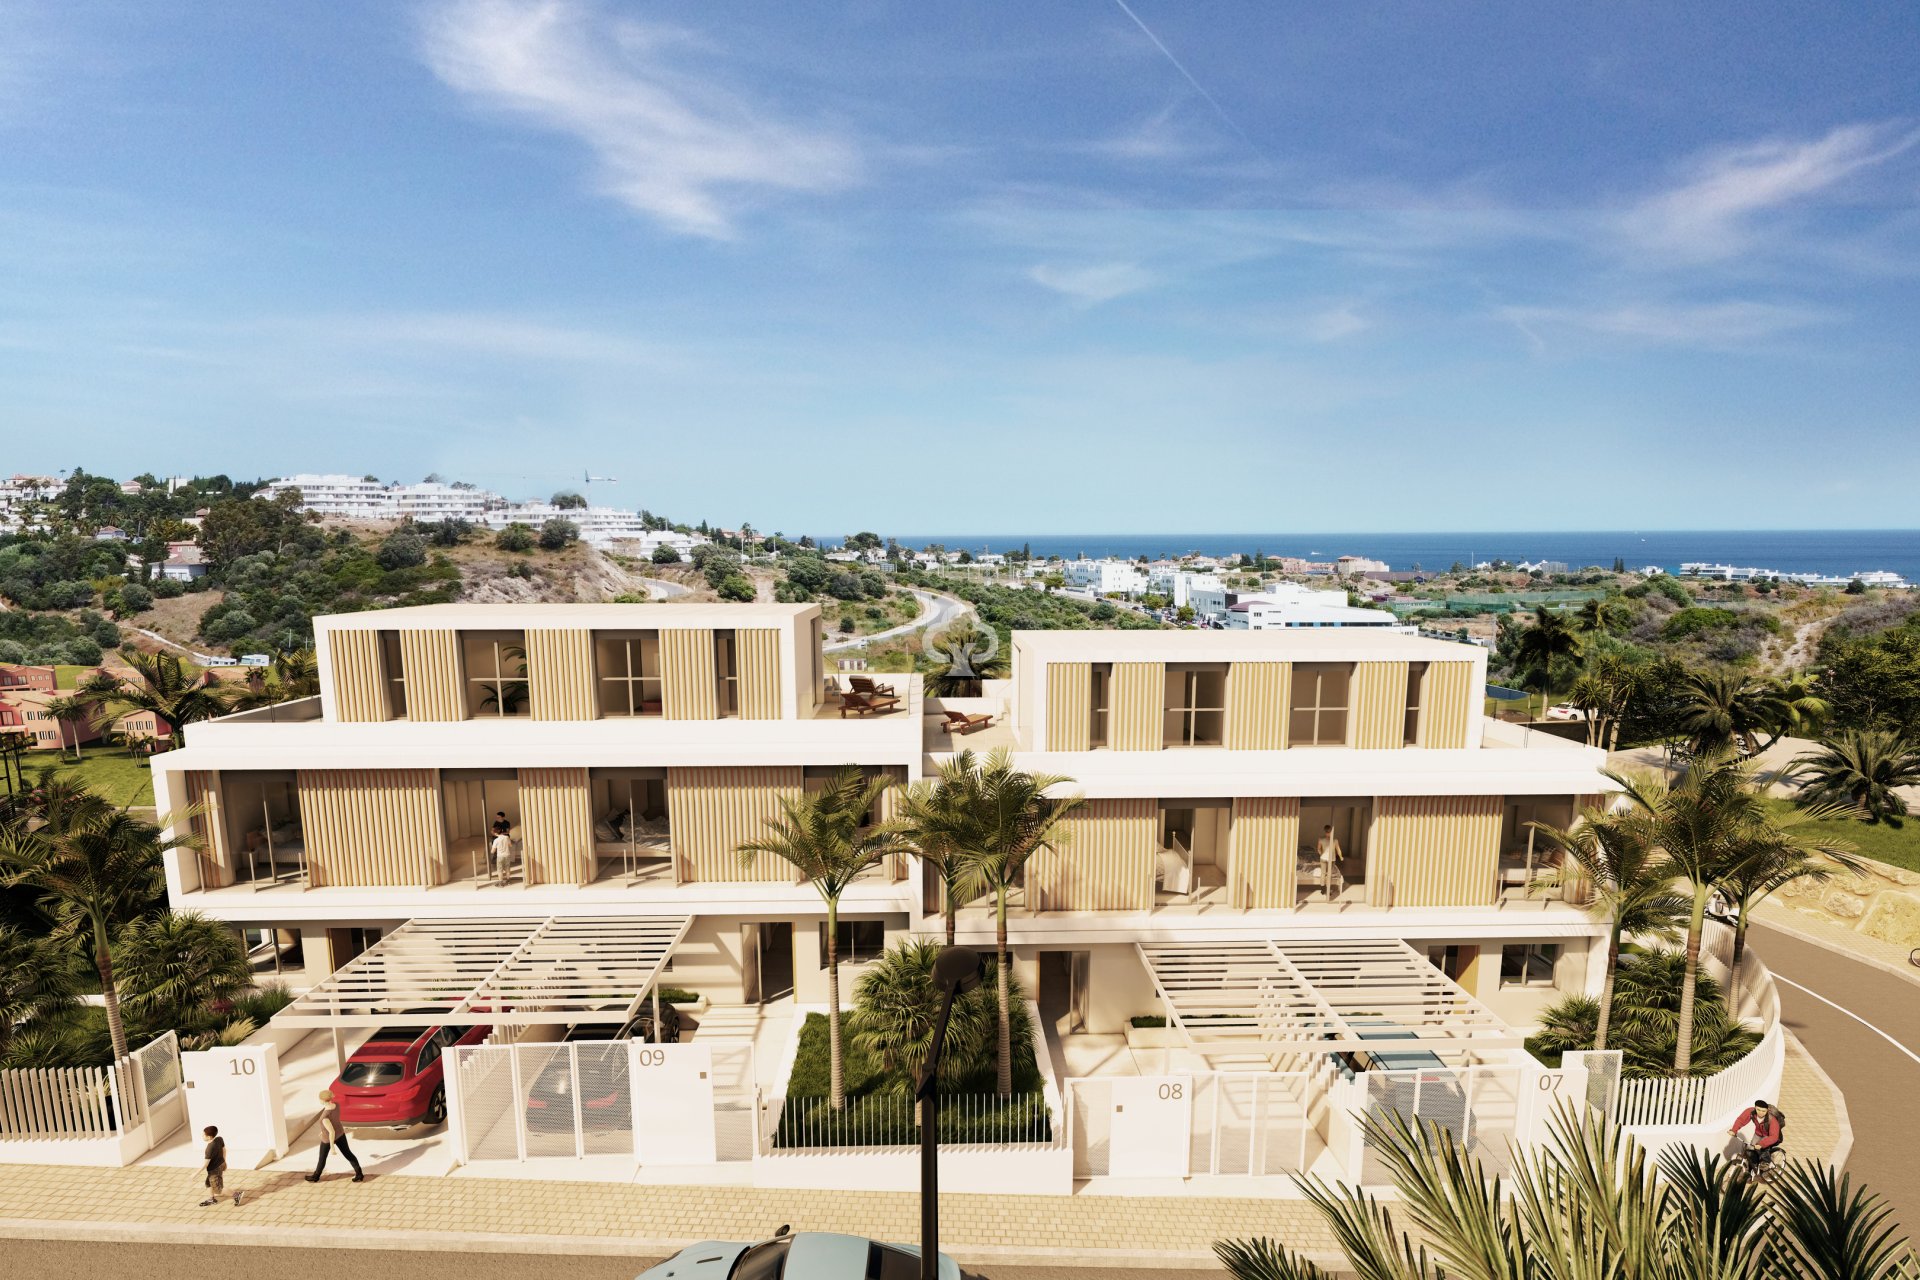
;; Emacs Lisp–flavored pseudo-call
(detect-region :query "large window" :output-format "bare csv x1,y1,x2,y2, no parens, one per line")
715,630,739,718
1164,663,1226,746
1288,663,1351,746
594,631,663,717
462,630,528,718
1403,662,1427,746
818,919,886,966
378,631,407,719
1500,942,1561,988
1088,663,1112,747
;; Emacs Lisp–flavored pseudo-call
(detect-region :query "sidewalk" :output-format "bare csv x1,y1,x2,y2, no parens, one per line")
0,1162,1335,1268
1777,1031,1853,1170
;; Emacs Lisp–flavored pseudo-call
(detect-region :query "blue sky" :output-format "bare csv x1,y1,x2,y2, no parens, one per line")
2,1,1917,535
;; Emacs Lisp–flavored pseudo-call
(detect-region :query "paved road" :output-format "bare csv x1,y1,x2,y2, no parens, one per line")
1751,922,1920,1233
638,576,690,600
825,589,969,652
6,1239,1223,1279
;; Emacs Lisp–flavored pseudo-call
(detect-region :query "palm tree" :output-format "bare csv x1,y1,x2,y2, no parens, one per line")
44,695,93,759
947,748,1082,1095
897,757,989,945
234,646,320,711
1792,729,1920,823
1514,604,1582,706
1578,595,1624,635
846,937,1021,1090
0,776,195,1059
927,622,1007,698
1611,753,1847,1074
1530,804,1687,1051
1675,670,1826,759
1215,1108,1920,1280
0,924,80,1059
114,911,253,1043
1715,812,1860,995
102,650,232,747
1565,652,1641,749
737,766,902,1111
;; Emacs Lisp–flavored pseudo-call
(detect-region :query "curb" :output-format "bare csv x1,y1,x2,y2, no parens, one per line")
0,1218,1234,1270
1750,912,1920,989
1784,1030,1855,1173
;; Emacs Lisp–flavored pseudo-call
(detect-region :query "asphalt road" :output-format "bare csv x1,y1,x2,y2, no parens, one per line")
1750,922,1920,1234
2,1240,1223,1280
825,589,970,652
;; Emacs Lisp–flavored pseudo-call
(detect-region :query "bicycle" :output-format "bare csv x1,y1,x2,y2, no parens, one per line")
1733,1133,1781,1186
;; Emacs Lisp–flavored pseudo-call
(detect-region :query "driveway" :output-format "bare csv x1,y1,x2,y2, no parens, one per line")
825,589,969,652
1751,922,1920,1233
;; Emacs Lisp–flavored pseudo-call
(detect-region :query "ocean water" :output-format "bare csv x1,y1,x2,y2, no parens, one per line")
891,531,1920,583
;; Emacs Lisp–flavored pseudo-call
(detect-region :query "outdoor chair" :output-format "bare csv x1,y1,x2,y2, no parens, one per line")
939,709,993,734
839,690,901,717
848,675,897,697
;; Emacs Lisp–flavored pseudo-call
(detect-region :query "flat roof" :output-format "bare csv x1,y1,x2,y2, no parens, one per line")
318,602,819,629
1010,628,1476,662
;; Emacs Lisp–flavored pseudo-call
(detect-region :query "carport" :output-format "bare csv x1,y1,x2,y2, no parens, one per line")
1137,937,1520,1063
275,915,693,1070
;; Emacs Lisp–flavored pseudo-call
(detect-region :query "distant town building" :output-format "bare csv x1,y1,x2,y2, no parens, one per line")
1225,597,1413,632
259,474,399,518
1061,558,1147,596
1335,555,1391,576
157,541,210,582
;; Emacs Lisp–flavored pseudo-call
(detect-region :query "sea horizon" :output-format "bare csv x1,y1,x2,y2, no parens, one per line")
884,529,1920,583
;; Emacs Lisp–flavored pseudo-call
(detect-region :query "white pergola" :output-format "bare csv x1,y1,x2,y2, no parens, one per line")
1137,937,1520,1060
277,915,692,1029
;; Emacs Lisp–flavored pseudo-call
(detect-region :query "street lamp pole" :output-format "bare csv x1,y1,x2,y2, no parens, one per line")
918,945,982,1280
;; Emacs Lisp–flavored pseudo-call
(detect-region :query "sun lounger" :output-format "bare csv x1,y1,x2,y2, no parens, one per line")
849,676,897,697
839,690,900,717
939,709,992,734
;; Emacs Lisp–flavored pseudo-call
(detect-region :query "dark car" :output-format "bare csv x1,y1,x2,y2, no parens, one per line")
525,1004,681,1132
330,1015,491,1129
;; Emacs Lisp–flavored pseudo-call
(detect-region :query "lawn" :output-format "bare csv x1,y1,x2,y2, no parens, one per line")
776,1012,1050,1148
22,746,156,807
1763,797,1920,875
52,664,95,688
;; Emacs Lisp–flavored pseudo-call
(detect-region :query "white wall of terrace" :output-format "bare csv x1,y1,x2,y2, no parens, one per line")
160,706,924,775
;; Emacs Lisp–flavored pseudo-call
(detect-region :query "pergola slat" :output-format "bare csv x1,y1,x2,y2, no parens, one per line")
275,915,692,1027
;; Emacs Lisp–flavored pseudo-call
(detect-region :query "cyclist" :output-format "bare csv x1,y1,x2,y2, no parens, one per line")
1729,1099,1784,1178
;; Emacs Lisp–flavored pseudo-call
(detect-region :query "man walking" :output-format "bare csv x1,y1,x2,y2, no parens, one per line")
199,1124,241,1205
305,1088,364,1182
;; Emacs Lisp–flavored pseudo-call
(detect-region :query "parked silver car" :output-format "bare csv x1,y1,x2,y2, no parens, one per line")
638,1227,960,1280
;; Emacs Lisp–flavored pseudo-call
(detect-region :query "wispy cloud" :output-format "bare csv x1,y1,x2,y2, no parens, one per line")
1618,122,1920,260
1499,299,1834,352
418,0,861,238
1027,261,1156,303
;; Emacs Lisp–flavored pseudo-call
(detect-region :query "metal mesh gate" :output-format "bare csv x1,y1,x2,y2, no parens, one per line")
1190,1073,1320,1176
1068,1079,1112,1178
710,1044,755,1162
454,1040,639,1162
1359,1067,1520,1183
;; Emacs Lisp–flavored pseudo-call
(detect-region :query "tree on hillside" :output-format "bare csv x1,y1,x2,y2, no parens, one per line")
494,522,535,552
537,518,580,551
550,491,587,510
650,543,680,565
1514,604,1582,700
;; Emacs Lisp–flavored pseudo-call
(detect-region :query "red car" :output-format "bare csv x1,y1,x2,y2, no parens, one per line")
330,1016,490,1129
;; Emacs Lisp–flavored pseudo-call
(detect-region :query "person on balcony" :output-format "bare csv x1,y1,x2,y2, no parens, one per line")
1316,825,1344,900
489,811,514,885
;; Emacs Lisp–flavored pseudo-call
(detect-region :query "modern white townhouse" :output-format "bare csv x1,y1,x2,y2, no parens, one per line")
1061,558,1148,596
152,602,1615,1053
259,473,403,519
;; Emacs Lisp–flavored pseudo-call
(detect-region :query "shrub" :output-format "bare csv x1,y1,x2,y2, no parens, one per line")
232,981,294,1027
112,582,154,616
650,543,681,565
494,523,535,552
846,940,1037,1093
716,573,756,602
537,518,579,551
152,576,186,598
376,528,428,569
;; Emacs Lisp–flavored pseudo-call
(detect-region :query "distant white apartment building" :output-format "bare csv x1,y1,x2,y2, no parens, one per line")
1145,567,1222,609
1226,596,1413,632
0,474,58,532
1191,581,1348,622
259,474,397,518
483,504,704,555
390,482,502,524
1061,558,1147,595
1336,555,1390,576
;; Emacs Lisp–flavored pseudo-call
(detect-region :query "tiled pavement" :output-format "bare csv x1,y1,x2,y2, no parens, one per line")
0,1162,1336,1266
1778,1032,1851,1168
